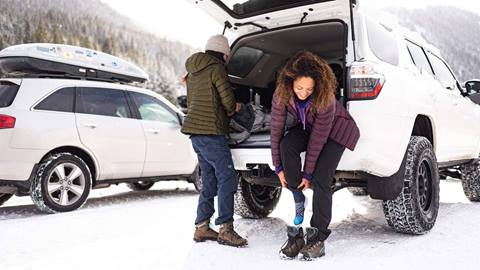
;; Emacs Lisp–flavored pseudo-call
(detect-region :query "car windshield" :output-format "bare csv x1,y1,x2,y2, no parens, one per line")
214,0,334,17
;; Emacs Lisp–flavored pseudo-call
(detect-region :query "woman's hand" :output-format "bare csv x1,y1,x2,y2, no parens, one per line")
297,178,311,191
278,171,287,188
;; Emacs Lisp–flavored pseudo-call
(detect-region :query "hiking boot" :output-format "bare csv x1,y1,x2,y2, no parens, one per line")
299,227,325,260
293,197,308,226
193,220,218,242
217,222,248,247
279,226,305,259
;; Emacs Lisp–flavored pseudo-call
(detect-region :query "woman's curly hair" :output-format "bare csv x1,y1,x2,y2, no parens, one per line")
274,50,337,111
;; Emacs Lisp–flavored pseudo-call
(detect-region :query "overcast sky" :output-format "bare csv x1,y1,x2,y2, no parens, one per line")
101,0,479,48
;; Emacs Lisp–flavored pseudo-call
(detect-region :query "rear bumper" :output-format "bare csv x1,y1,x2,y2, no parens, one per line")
0,164,38,195
231,148,274,171
0,147,45,180
231,114,412,178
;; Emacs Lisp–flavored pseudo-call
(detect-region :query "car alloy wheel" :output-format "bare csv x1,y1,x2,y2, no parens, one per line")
46,162,87,206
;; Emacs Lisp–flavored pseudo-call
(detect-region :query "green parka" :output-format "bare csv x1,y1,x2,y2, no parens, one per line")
181,52,236,135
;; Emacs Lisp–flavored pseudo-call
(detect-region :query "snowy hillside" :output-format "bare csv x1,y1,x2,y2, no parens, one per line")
0,0,195,102
387,6,480,83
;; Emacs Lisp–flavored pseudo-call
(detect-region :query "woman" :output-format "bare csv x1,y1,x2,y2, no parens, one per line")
271,51,360,260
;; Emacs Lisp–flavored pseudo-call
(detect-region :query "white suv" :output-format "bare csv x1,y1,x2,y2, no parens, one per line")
190,0,480,234
0,44,199,213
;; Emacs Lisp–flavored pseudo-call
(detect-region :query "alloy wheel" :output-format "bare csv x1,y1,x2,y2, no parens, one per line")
46,162,86,206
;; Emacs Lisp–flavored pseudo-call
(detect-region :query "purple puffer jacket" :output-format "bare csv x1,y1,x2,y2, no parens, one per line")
270,95,360,179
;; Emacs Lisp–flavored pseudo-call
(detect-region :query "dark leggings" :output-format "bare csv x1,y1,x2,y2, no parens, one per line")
280,125,345,240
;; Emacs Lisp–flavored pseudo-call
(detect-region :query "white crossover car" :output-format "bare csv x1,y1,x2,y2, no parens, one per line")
0,43,199,213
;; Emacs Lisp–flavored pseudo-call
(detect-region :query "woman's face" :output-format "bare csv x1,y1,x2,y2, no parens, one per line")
293,76,315,100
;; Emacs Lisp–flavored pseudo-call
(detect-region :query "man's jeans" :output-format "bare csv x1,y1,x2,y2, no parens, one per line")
191,135,238,226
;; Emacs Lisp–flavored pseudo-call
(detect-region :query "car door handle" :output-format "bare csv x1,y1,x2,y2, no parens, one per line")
82,123,98,129
148,129,159,134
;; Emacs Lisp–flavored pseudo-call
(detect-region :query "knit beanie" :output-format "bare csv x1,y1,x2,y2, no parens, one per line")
205,34,230,56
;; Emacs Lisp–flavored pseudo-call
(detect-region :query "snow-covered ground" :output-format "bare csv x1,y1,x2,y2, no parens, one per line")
1,178,479,270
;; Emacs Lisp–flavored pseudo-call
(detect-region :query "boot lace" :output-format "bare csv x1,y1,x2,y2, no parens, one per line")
304,239,322,252
230,229,244,241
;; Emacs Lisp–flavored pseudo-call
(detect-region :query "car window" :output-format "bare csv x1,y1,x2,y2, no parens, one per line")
35,87,75,112
228,46,264,78
0,82,19,108
130,92,179,125
77,87,131,118
219,0,329,17
366,19,399,66
427,53,457,90
405,41,434,76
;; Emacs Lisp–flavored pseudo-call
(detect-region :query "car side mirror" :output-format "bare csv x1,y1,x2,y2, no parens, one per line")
177,95,187,109
465,80,480,94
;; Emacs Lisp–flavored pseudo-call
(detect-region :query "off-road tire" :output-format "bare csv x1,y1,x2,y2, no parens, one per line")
382,136,440,234
0,193,13,206
234,175,282,219
31,153,92,213
460,160,480,201
347,187,368,196
127,181,155,191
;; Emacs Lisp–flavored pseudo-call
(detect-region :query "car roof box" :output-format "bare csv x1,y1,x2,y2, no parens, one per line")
0,43,149,83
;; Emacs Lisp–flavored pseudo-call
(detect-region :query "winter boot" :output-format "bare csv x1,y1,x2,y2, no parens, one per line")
279,226,305,259
193,220,219,242
217,222,248,247
293,197,308,226
299,227,325,260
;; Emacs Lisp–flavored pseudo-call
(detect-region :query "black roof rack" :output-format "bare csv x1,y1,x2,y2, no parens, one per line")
0,57,146,84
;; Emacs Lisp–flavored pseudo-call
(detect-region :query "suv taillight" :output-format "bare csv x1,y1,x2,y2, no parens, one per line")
0,114,16,129
348,62,385,100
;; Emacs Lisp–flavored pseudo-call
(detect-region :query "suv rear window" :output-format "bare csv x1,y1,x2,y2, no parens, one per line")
406,41,434,76
217,0,333,17
228,46,264,78
0,81,20,108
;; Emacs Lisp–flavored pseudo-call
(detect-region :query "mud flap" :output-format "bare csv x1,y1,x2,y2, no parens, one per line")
366,151,407,200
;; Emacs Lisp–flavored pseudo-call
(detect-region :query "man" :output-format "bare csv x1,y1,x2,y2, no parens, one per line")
181,34,247,247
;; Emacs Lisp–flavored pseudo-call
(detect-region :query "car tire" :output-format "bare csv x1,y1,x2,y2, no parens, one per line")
190,166,203,192
0,193,13,206
127,181,155,191
234,174,282,219
382,136,440,234
460,160,480,201
347,187,368,196
31,153,92,213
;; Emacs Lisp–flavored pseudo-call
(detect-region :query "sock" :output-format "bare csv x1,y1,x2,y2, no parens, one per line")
292,190,306,226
